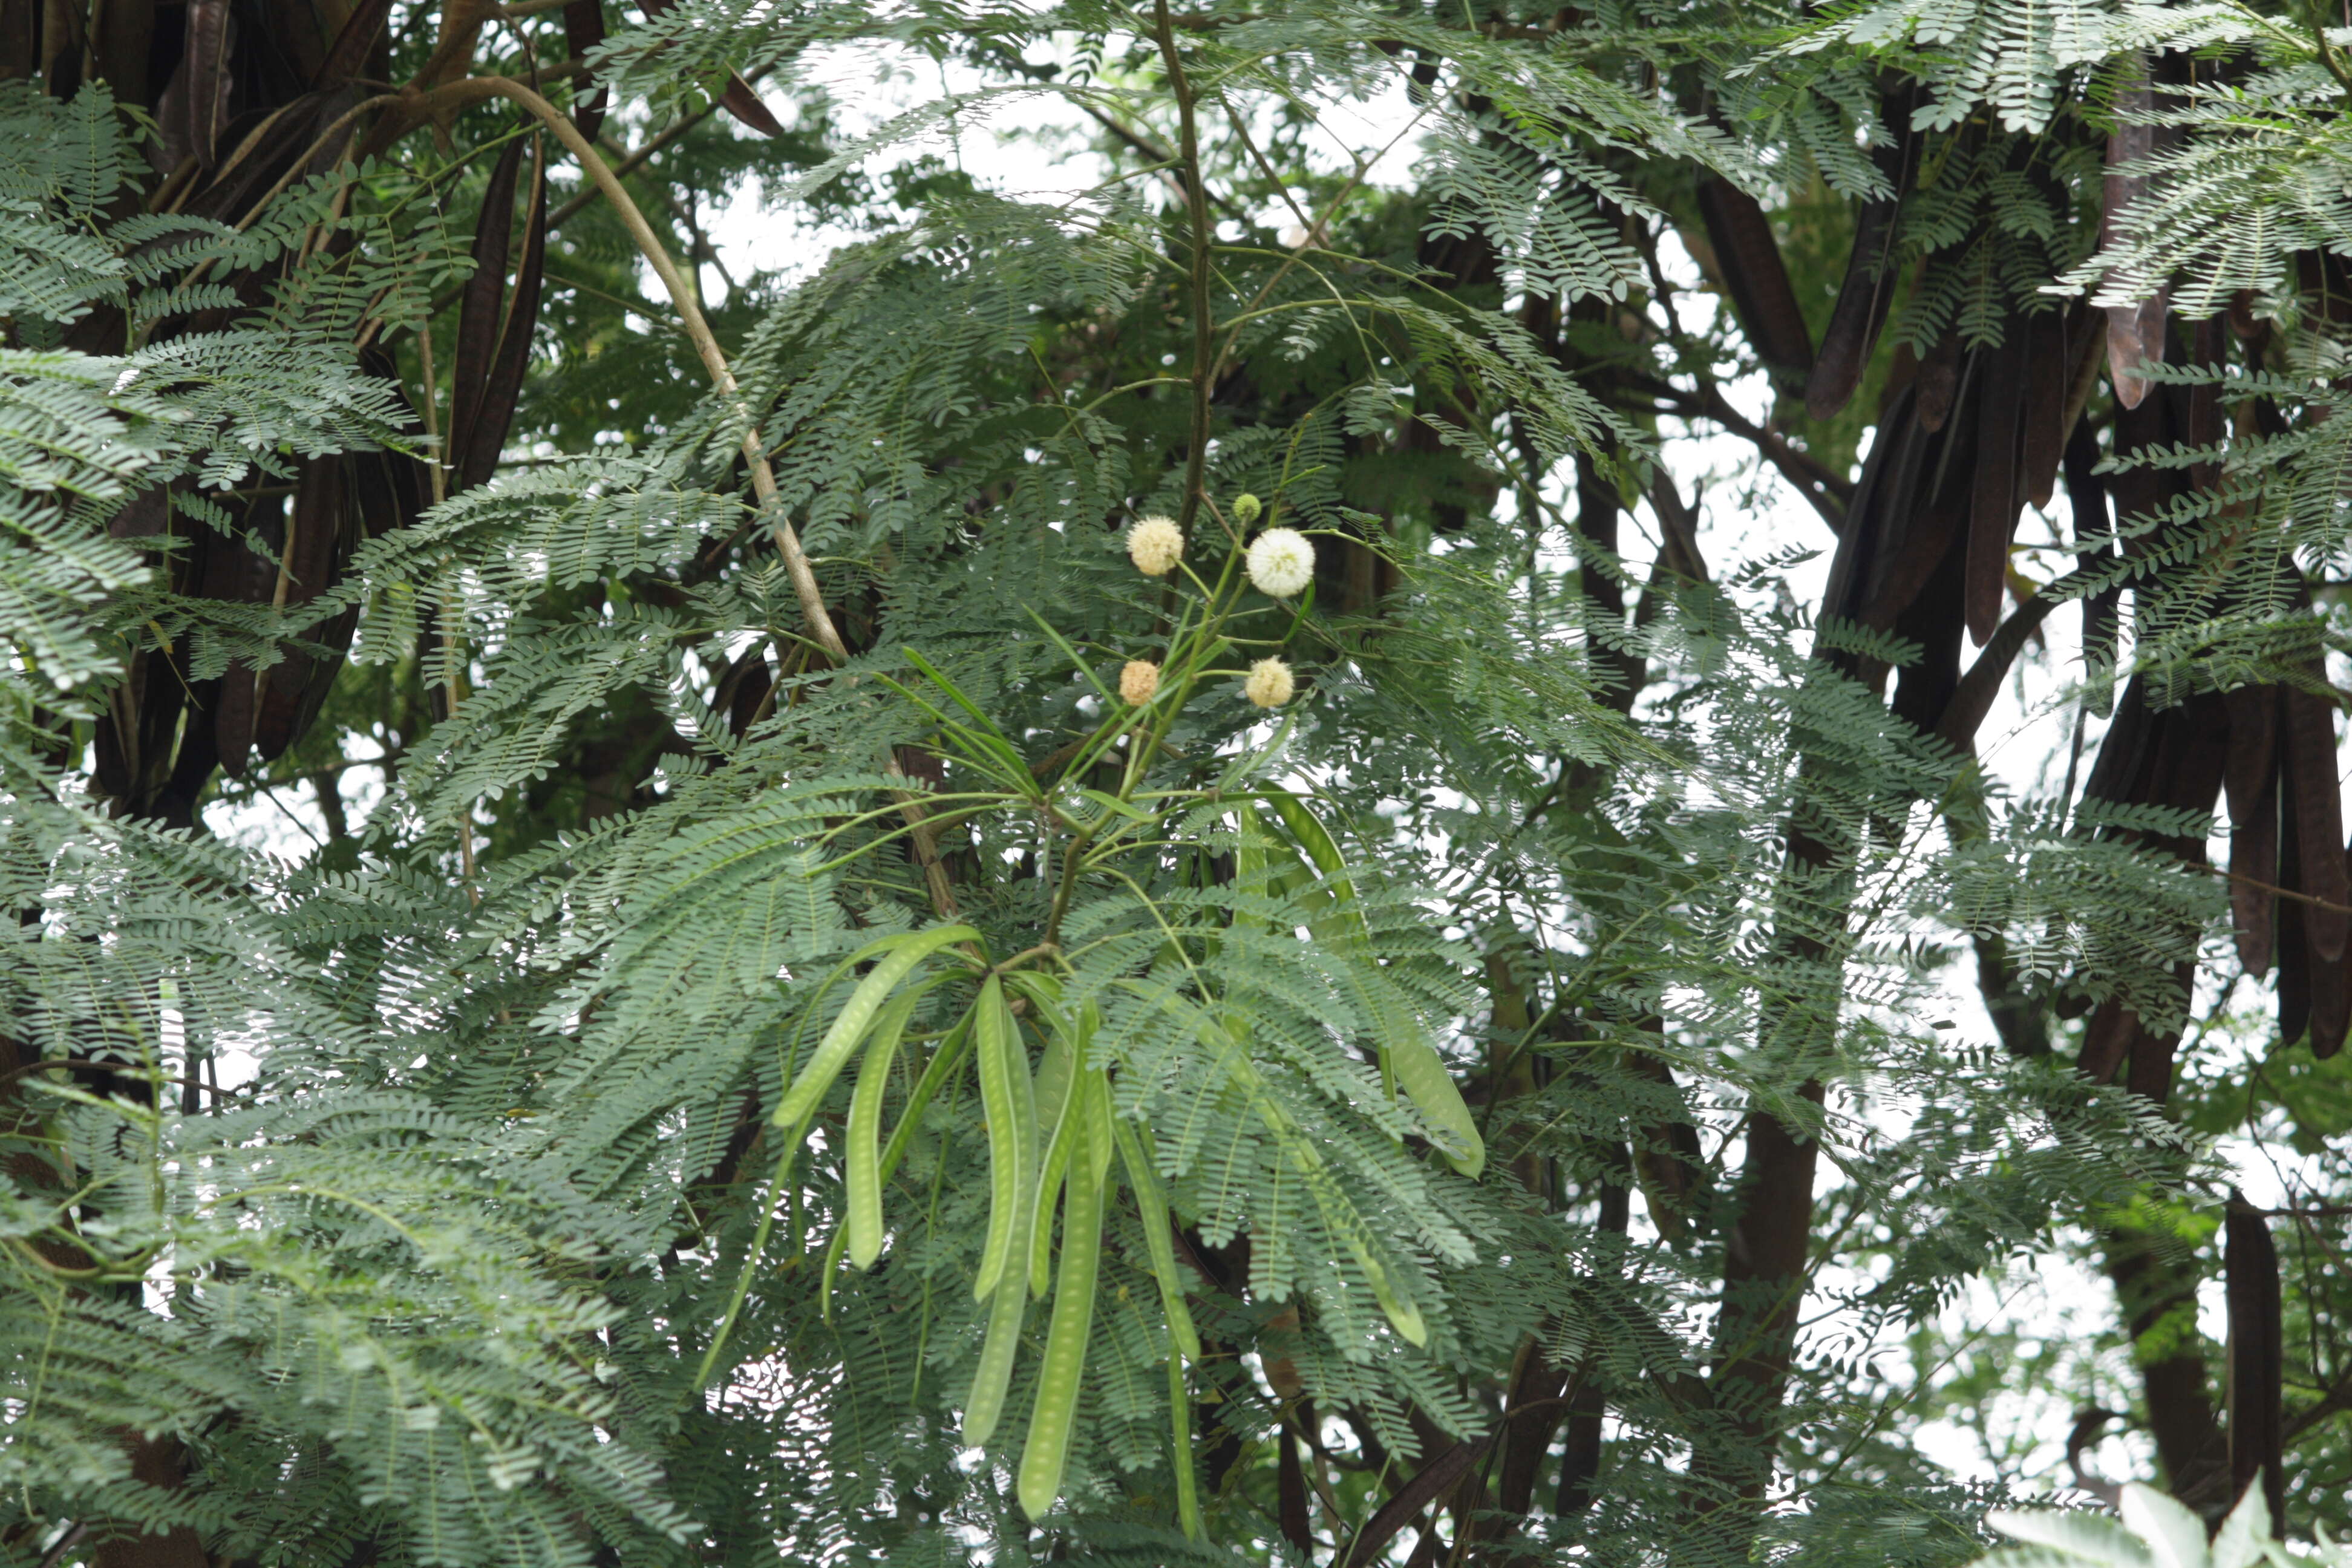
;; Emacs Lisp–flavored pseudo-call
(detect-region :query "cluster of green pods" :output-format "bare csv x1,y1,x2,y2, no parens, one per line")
717,789,1483,1526
746,927,1202,1528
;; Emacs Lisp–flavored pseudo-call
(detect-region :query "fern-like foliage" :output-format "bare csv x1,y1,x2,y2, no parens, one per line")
13,0,2352,1563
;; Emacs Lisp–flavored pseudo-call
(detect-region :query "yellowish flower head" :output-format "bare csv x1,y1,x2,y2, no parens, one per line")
1246,528,1314,598
1126,515,1184,577
1119,659,1160,707
1244,657,1295,709
1231,492,1263,525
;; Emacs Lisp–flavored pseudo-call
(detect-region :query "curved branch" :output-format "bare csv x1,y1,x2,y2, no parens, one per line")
430,75,849,664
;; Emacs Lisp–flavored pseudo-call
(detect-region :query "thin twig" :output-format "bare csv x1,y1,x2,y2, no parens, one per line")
37,1523,85,1568
1074,99,1238,219
1215,88,1318,241
2190,860,2352,920
1639,375,1851,532
544,65,777,234
414,316,475,891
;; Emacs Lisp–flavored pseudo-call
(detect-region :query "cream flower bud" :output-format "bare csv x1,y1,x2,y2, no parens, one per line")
1244,656,1295,709
1231,492,1263,525
1126,515,1184,577
1245,528,1314,598
1119,659,1160,707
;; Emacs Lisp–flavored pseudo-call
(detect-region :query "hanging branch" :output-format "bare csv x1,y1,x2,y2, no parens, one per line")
429,75,848,665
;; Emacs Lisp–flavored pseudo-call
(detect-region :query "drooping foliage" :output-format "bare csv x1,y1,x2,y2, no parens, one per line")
8,1,2352,1565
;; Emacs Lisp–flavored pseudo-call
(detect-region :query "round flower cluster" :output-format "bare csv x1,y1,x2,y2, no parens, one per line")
1230,492,1263,525
1244,657,1295,709
1119,659,1160,707
1246,528,1314,598
1126,515,1183,577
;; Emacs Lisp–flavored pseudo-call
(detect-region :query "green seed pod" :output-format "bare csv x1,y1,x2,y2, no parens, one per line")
1030,1103,1074,1299
772,924,979,1137
1169,1353,1201,1539
1111,1115,1200,1361
1017,1073,1106,1517
961,1203,1034,1446
845,990,918,1270
973,977,1036,1302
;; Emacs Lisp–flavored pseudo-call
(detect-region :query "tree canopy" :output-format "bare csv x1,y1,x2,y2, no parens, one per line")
10,1,2352,1564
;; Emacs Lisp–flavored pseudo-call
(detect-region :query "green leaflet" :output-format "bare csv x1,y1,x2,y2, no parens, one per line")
1261,788,1485,1180
771,924,981,1137
1017,1067,1105,1518
972,975,1037,1304
844,989,919,1270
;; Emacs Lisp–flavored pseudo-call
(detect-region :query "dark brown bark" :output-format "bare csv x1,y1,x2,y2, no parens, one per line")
1341,1439,1480,1568
1278,1397,1314,1553
1700,1080,1828,1500
2107,1218,2231,1509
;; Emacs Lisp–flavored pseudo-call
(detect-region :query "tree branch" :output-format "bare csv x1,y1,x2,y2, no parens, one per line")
1635,374,1851,535
435,76,847,664
1339,1439,1481,1568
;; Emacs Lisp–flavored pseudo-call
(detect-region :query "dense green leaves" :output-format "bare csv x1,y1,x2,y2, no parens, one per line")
14,0,2352,1561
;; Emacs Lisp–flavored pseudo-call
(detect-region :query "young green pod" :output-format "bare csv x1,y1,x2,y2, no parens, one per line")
1030,1095,1076,1299
1262,789,1485,1178
845,990,918,1270
772,924,980,1138
1385,1030,1485,1180
1110,1114,1200,1361
961,1183,1035,1447
1017,1074,1106,1517
1360,1248,1426,1346
972,977,1037,1302
818,1213,851,1322
1169,1349,1201,1539
1014,982,1085,1296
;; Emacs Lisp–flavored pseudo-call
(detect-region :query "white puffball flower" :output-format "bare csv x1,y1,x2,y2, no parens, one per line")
1244,657,1295,709
1127,515,1184,577
1119,659,1160,707
1246,528,1314,598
